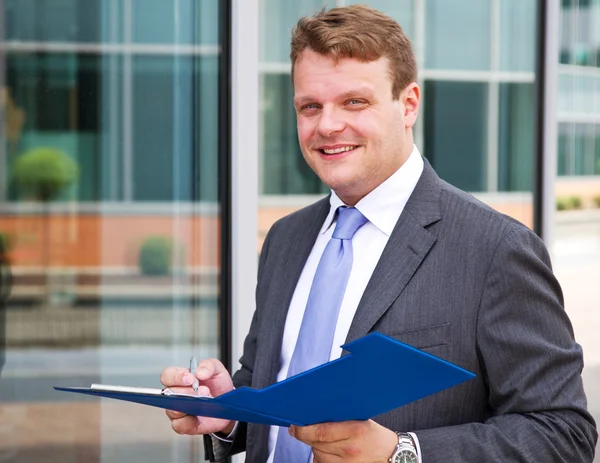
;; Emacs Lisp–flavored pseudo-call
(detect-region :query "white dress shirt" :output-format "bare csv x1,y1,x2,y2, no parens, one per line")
266,145,425,463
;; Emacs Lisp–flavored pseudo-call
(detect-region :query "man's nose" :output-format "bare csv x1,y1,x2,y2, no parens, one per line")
317,106,346,137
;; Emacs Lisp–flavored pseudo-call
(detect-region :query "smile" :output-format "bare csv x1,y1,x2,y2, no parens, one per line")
320,145,358,154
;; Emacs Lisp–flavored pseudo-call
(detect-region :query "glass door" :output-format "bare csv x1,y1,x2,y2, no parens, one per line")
0,1,227,461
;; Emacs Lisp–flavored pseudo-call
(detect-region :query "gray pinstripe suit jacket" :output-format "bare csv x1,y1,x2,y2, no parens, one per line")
205,159,597,462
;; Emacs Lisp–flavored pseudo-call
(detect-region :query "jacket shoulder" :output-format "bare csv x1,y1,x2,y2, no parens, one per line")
266,196,330,237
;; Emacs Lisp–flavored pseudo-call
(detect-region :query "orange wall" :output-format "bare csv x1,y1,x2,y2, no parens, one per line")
0,215,220,268
0,200,532,269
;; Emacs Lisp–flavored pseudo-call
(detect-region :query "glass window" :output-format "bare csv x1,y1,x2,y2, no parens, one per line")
131,55,219,202
260,72,326,195
498,83,535,191
558,122,573,176
0,3,225,463
5,0,89,43
346,0,415,39
595,124,600,174
131,0,219,45
554,4,600,454
560,0,600,67
260,0,330,64
558,122,600,176
6,53,107,201
500,0,537,72
423,81,489,192
425,0,491,71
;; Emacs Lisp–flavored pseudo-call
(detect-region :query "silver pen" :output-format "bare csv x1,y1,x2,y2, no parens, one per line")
189,356,199,392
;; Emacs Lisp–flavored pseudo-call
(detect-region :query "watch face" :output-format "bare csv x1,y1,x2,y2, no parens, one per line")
393,450,418,463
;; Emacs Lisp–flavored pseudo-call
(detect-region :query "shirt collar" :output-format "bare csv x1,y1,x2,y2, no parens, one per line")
320,145,425,236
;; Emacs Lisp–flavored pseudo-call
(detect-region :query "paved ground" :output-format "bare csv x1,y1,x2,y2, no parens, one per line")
552,225,600,461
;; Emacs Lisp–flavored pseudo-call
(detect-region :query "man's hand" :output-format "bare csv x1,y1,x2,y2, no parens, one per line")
290,419,398,463
160,358,235,436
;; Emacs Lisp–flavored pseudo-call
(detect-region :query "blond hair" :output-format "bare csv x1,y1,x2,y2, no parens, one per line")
290,4,417,99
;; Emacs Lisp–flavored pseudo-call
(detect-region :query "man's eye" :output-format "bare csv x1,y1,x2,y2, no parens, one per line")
347,99,365,106
303,103,319,110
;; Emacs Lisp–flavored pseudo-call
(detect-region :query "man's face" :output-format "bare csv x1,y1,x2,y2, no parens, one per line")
293,49,419,205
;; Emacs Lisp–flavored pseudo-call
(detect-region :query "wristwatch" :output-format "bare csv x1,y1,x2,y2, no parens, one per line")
389,432,419,463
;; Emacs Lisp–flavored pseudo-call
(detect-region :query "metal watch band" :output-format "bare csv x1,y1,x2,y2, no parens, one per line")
389,432,418,462
397,432,417,451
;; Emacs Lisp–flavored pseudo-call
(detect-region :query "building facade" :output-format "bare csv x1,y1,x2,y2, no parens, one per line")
0,1,598,461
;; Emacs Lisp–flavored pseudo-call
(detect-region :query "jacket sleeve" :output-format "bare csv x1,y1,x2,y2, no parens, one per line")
414,226,598,461
203,225,276,461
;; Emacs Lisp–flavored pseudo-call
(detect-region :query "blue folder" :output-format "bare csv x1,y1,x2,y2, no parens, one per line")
55,332,475,427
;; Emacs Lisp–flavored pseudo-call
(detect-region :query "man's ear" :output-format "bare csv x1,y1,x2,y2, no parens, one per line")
403,83,420,129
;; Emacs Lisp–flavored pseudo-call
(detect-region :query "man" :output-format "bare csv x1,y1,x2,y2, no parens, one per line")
161,5,598,462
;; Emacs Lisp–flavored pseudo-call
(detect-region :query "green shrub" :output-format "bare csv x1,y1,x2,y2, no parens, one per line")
138,236,174,276
556,196,583,211
0,232,11,254
594,195,600,208
556,197,569,211
12,147,78,201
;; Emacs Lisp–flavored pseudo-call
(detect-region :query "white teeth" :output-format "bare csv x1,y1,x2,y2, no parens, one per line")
322,145,357,154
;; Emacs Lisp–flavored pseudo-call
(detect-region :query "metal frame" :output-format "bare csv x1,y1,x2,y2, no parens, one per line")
0,41,219,55
534,0,560,242
229,0,259,379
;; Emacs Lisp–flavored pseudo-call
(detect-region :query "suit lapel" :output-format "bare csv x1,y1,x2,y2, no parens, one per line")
257,196,331,388
251,198,332,463
345,161,443,344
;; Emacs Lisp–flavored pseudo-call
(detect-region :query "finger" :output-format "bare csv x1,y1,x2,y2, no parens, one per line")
171,415,200,435
160,366,196,387
168,385,211,397
195,358,227,381
165,409,186,421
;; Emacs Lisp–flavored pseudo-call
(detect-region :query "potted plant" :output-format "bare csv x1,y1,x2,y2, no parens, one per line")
11,147,79,303
11,147,78,201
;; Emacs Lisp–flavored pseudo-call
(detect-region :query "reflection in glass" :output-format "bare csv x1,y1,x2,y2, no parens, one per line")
554,3,600,457
425,0,491,70
260,72,326,195
0,2,223,462
560,0,600,67
260,0,331,64
423,81,489,192
498,83,535,192
346,0,415,39
558,122,600,176
500,0,536,72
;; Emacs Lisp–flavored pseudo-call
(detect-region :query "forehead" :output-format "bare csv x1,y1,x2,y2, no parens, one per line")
293,50,392,100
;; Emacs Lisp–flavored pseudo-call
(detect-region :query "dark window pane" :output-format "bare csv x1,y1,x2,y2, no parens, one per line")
260,73,327,195
558,123,572,176
423,81,488,192
132,56,176,201
5,0,101,43
498,83,535,192
558,122,600,176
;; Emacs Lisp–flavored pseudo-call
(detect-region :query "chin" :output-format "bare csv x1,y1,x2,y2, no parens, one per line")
323,178,361,200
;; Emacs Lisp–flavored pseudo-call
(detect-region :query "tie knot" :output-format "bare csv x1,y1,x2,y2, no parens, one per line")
332,206,368,240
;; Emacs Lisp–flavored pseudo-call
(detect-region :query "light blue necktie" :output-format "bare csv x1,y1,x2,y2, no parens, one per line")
273,206,368,463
